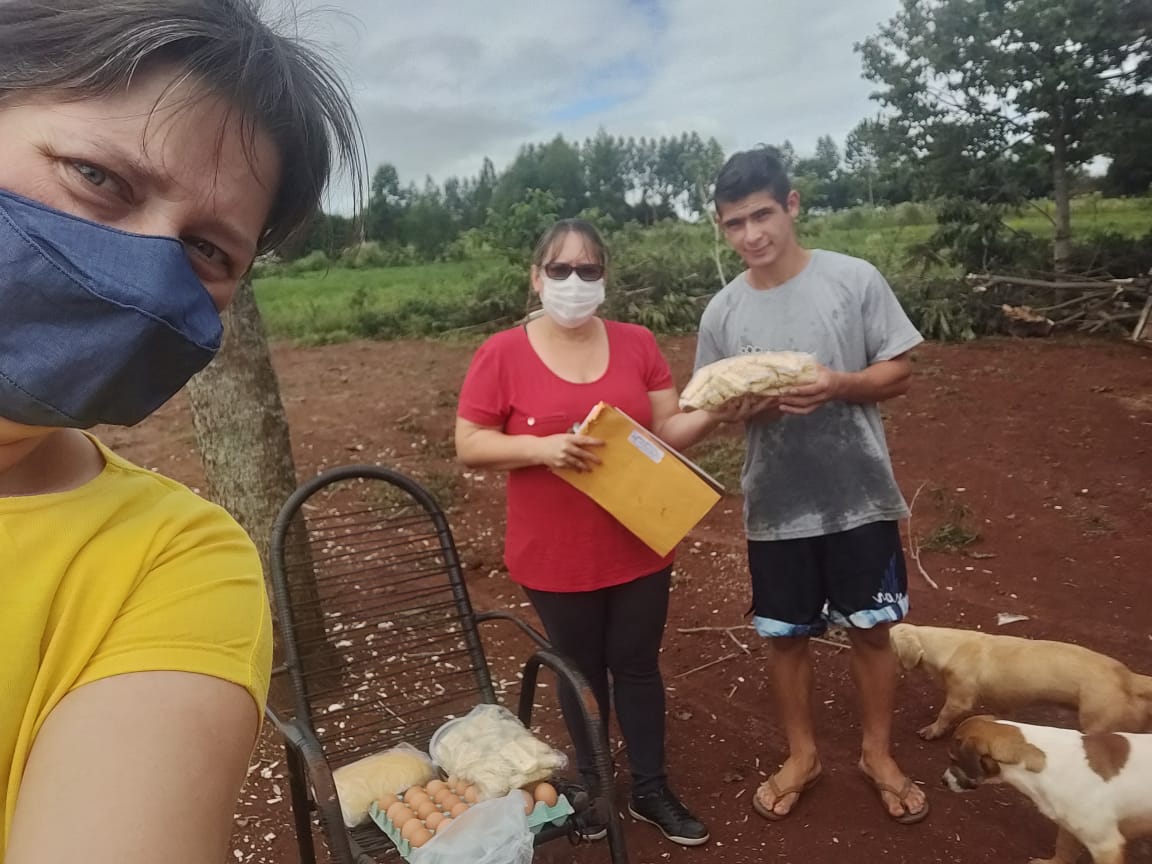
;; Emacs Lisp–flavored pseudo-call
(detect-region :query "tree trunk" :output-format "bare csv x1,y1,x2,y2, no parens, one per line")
1051,115,1073,272
186,278,331,712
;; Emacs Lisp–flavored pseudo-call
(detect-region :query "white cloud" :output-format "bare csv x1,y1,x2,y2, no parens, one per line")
281,0,901,209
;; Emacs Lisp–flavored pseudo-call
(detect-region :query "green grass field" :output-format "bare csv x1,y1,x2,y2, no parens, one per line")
254,196,1150,341
254,259,501,340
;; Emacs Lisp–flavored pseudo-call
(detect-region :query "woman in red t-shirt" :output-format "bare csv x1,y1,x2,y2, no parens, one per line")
455,219,731,847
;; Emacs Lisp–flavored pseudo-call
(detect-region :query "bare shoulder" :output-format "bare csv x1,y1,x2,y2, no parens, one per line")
7,672,258,864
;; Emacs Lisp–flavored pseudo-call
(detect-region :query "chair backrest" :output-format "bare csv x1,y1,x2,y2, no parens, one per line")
268,465,496,769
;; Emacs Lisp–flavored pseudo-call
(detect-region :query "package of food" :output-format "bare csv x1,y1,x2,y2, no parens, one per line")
332,743,436,828
368,786,574,863
679,351,819,411
428,705,567,800
407,792,534,864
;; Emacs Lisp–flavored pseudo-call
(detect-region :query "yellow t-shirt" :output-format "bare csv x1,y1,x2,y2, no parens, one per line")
0,436,273,848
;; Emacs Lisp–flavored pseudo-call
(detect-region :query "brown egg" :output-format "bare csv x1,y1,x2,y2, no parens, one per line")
376,792,399,812
403,788,430,807
415,800,439,820
533,782,559,807
433,788,457,806
407,825,433,848
462,785,480,804
435,817,454,833
454,779,470,795
449,801,469,818
424,811,446,831
401,818,427,841
386,802,414,825
425,779,446,795
517,789,535,815
444,775,460,789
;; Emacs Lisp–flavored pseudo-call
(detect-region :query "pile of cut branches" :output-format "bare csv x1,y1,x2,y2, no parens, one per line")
966,272,1152,341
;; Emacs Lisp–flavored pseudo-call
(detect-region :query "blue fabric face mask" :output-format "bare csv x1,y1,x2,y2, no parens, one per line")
0,189,223,428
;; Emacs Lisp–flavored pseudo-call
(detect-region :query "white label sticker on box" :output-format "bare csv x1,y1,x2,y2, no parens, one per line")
628,429,664,463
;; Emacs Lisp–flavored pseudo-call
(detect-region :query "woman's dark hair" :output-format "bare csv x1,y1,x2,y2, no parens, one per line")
713,148,792,211
0,0,363,253
532,219,609,269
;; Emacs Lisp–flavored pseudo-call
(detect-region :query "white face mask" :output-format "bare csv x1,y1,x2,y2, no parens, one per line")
539,272,605,328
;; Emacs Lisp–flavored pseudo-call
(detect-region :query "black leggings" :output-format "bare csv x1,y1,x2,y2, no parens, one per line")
524,567,671,796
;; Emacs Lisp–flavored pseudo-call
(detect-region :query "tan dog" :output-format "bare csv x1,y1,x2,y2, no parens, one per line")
944,716,1152,864
890,623,1152,739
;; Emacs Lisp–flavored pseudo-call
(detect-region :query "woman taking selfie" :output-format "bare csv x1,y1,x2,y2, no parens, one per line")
0,1,359,861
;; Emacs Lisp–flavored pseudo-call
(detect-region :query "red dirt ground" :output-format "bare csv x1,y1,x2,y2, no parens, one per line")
100,335,1152,864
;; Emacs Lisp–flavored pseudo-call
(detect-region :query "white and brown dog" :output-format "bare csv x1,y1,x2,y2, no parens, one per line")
890,623,1152,739
944,716,1152,864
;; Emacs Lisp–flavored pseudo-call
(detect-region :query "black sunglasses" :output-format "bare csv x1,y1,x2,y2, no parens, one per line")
543,262,605,281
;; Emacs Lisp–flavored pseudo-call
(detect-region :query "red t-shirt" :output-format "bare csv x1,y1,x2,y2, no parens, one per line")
457,320,676,592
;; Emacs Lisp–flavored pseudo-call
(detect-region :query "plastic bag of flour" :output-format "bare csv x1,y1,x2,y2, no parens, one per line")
332,743,435,827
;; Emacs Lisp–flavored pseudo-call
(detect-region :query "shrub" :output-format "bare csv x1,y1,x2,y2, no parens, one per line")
284,249,331,275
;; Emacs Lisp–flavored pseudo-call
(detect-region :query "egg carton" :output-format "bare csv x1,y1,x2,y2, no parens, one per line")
368,800,420,861
369,794,575,860
526,794,575,833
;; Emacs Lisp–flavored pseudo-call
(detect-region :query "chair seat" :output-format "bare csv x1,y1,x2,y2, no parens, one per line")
349,823,401,861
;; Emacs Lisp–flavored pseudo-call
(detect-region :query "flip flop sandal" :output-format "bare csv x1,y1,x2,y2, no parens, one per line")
751,772,822,822
860,773,930,825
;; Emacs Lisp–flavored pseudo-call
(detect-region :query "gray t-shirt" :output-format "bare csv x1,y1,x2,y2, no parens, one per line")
695,249,923,541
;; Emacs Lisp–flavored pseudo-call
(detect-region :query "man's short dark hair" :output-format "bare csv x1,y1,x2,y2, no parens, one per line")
713,148,792,211
0,0,363,254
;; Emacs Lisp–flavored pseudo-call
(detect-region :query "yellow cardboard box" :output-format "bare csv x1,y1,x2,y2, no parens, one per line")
551,402,724,556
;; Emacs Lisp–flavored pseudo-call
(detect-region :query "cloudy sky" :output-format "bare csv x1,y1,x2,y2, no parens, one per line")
285,0,903,207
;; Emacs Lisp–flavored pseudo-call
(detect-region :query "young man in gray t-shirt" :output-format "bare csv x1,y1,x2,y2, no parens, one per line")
697,149,928,825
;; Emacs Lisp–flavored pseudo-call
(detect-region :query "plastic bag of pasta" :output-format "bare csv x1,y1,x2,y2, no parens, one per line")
679,351,819,411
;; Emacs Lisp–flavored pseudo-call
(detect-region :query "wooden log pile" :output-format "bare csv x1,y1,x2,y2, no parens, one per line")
966,272,1152,342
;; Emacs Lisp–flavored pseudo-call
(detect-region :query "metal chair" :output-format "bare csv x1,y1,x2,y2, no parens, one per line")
265,464,627,863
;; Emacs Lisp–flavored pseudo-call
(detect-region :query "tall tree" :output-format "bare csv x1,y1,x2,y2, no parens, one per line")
186,280,331,706
583,128,631,221
845,121,881,207
858,0,1151,269
364,163,407,244
1099,92,1152,196
492,136,585,216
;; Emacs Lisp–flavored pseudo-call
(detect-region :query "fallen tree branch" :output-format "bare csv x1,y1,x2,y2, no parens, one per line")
1034,289,1119,314
675,652,741,679
907,483,940,590
1135,295,1152,342
677,625,848,652
967,273,1139,292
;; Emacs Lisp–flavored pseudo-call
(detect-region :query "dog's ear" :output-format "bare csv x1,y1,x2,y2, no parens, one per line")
1017,743,1047,773
889,624,923,670
969,718,1048,774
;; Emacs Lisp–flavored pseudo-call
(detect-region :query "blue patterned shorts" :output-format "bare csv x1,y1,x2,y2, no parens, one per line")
748,520,909,638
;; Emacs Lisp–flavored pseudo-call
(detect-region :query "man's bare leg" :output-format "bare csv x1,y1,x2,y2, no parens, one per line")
848,624,927,819
755,635,823,816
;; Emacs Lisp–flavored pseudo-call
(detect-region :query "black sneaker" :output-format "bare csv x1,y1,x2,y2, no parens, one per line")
628,786,709,846
560,780,607,842
577,817,608,842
